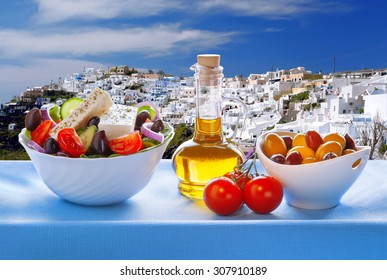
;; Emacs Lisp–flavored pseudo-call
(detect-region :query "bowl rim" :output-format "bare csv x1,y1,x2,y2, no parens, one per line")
19,123,175,161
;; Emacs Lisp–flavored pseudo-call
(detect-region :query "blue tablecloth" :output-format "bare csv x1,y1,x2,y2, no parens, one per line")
0,159,386,260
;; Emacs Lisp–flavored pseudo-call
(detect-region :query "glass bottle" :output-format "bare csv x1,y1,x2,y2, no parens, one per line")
172,54,246,200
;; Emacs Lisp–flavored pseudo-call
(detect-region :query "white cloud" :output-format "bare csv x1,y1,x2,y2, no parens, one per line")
0,58,106,104
33,0,184,23
33,0,352,23
263,27,286,32
0,0,352,104
0,23,236,104
195,0,352,18
0,25,236,58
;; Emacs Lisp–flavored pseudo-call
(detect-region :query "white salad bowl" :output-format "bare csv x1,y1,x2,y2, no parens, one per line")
256,131,370,209
19,125,174,206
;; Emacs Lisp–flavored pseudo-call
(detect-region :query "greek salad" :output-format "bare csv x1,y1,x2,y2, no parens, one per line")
23,88,173,158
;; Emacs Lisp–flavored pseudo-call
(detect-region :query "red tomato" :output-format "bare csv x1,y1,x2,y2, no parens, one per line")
57,128,86,158
224,170,253,189
108,131,142,155
31,120,54,147
243,176,283,214
203,177,244,216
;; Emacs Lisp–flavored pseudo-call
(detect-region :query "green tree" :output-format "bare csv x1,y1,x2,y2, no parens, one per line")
290,91,309,102
163,124,194,159
129,68,138,75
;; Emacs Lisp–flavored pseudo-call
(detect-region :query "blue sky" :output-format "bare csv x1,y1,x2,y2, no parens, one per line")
1,0,386,104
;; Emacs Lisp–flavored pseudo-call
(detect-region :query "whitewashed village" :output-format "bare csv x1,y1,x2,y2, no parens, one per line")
2,65,387,159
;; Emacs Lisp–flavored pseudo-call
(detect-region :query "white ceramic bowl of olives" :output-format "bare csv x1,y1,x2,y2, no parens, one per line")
256,131,370,209
19,113,174,206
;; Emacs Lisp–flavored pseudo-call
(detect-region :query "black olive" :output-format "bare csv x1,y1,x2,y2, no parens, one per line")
87,116,100,128
135,111,151,130
150,119,165,133
91,130,112,156
25,108,42,131
44,137,60,154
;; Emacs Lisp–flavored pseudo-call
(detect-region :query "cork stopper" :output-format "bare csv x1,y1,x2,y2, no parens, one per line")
197,54,220,68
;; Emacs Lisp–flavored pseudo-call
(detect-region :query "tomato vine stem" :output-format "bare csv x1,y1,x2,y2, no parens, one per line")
230,152,261,190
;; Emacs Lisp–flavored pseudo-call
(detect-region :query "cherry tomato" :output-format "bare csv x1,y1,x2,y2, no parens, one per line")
224,170,253,189
108,131,142,155
57,128,86,158
204,177,244,216
243,176,283,214
31,120,54,147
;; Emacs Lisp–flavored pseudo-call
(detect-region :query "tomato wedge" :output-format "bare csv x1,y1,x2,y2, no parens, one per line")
31,120,54,147
57,128,86,158
108,131,142,155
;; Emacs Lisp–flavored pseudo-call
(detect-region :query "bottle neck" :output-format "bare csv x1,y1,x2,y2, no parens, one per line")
192,64,224,120
193,117,223,143
191,62,225,143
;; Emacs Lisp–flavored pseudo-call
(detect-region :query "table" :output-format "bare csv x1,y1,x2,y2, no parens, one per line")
0,159,387,260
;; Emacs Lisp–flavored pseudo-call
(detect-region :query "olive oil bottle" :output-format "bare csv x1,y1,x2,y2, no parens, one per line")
172,54,246,200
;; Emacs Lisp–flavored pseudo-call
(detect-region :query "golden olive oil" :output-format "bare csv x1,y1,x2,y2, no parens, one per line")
173,117,244,199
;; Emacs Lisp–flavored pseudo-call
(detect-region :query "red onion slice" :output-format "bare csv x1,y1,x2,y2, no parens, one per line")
40,104,57,127
135,101,160,121
27,140,45,153
141,122,164,143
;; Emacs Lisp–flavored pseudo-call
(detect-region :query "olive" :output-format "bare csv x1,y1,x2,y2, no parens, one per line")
344,133,356,150
25,108,42,131
270,154,285,164
87,116,100,128
150,119,165,133
285,151,302,165
281,136,293,150
305,130,324,152
44,137,60,154
91,130,112,156
323,152,338,160
135,111,151,130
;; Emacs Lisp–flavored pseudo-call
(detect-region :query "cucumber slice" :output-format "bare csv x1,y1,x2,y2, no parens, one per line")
78,125,97,152
60,97,83,119
137,105,156,120
25,129,31,140
49,105,61,123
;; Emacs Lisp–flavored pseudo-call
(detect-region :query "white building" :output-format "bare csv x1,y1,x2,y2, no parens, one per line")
362,75,387,120
180,87,195,98
262,81,293,100
326,95,363,119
